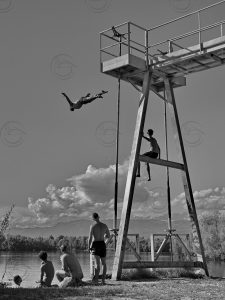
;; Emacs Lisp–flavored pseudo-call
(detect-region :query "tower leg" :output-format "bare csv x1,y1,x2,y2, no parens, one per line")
164,78,209,276
111,71,152,280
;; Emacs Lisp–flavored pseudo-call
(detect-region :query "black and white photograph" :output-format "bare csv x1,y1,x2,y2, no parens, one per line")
1,1,225,299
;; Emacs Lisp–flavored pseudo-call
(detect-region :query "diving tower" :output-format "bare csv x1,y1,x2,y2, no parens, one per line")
100,1,225,279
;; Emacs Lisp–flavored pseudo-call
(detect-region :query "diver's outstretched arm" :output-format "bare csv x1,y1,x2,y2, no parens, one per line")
82,90,108,104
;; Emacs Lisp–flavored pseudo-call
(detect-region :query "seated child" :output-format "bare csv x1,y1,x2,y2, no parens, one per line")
37,251,55,287
55,244,83,288
13,275,22,287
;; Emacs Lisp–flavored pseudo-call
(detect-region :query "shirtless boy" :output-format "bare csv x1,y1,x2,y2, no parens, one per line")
137,129,161,181
88,212,110,285
38,251,55,287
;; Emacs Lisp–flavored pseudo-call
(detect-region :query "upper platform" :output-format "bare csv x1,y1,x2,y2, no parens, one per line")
100,1,225,92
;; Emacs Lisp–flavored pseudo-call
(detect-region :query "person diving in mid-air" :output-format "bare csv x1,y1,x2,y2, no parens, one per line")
61,90,108,111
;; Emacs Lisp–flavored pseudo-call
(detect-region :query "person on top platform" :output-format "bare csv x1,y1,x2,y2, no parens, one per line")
137,129,161,181
61,90,108,111
88,212,110,285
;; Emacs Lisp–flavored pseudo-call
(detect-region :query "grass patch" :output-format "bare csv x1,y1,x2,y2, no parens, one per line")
1,277,225,300
152,268,205,279
120,268,205,280
0,285,125,300
121,268,159,280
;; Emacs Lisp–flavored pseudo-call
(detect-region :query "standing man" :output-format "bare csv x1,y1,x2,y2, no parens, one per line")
137,129,161,181
88,212,110,285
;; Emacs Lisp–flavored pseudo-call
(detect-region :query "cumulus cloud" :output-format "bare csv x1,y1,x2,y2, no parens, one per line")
5,161,225,228
171,186,225,218
27,184,84,226
0,206,37,229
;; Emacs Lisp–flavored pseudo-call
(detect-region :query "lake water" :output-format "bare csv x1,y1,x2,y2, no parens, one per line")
0,251,224,287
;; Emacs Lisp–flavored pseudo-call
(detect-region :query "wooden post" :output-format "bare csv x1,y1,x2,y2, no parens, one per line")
136,234,140,255
186,233,192,252
164,78,209,276
111,71,152,280
150,234,155,262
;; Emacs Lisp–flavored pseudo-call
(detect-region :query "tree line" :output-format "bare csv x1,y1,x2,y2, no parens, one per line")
0,210,225,260
0,233,170,253
0,235,88,252
199,210,225,260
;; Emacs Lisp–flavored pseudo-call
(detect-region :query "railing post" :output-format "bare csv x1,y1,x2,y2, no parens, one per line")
136,234,140,255
145,30,149,67
100,32,102,66
168,40,173,53
186,233,192,252
197,11,202,51
150,234,154,262
221,23,223,37
128,22,131,56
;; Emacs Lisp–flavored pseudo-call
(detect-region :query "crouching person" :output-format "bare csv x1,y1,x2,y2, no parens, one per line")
37,251,55,287
55,244,83,288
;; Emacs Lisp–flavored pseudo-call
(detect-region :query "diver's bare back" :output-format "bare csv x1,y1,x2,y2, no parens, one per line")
92,222,108,241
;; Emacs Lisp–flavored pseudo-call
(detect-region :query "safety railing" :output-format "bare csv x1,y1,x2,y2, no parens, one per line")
100,0,225,67
147,0,225,56
100,21,148,64
150,233,192,262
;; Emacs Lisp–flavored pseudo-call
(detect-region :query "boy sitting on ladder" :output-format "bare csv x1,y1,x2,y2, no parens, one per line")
137,129,161,181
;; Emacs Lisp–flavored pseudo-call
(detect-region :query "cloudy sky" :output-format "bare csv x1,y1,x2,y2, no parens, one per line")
0,0,225,230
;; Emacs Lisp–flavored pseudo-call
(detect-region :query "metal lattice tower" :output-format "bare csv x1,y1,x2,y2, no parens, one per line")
100,0,225,279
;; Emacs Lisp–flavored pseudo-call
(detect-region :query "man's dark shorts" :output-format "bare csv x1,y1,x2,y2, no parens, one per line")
91,241,106,258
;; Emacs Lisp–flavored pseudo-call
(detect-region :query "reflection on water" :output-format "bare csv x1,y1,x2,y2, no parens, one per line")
0,251,224,287
207,260,225,278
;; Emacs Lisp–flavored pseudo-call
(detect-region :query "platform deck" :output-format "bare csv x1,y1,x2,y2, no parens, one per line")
101,36,225,92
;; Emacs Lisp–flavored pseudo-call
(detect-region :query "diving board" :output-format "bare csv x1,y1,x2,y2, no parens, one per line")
139,155,184,171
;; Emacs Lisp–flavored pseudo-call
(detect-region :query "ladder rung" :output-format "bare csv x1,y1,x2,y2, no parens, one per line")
139,155,184,170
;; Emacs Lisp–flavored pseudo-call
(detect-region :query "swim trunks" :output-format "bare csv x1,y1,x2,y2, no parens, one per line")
91,241,106,258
